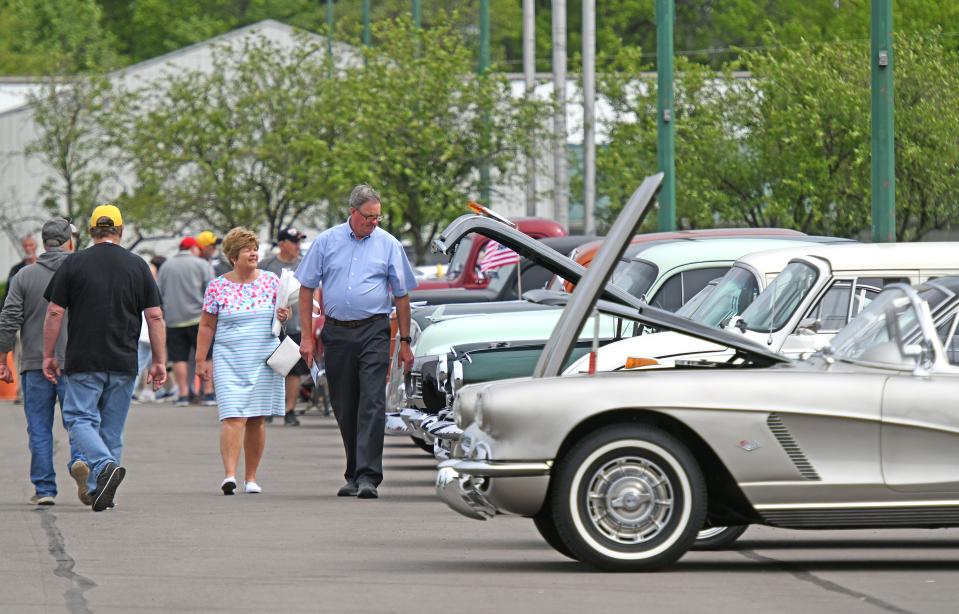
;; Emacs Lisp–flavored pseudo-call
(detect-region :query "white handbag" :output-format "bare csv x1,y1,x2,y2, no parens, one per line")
266,335,301,376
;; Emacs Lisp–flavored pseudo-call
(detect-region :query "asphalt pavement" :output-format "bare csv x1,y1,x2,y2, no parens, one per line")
1,399,958,614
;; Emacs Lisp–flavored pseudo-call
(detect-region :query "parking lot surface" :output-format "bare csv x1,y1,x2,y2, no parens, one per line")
1,400,958,614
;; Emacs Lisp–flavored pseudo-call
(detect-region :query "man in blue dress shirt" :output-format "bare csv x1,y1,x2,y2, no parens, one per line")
295,184,417,499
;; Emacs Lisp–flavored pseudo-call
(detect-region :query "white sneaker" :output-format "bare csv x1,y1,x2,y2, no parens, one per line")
221,477,237,495
244,481,262,494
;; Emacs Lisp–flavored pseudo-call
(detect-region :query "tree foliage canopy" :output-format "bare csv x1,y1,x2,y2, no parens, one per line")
94,17,545,258
596,30,959,239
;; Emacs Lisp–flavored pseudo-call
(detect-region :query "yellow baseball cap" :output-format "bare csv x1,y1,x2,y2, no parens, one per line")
195,230,220,247
90,204,123,228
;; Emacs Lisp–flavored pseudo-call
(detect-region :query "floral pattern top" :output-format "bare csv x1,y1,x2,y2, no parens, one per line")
203,271,279,316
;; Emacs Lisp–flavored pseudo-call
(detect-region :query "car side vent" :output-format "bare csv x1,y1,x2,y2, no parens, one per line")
767,413,821,481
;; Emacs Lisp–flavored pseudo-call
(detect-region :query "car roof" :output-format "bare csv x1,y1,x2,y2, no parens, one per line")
736,242,959,273
630,238,824,272
571,227,808,261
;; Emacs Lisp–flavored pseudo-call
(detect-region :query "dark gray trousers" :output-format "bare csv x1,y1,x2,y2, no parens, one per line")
320,318,390,487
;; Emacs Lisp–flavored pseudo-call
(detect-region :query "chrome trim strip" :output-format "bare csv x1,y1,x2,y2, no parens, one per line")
756,500,959,510
451,460,552,477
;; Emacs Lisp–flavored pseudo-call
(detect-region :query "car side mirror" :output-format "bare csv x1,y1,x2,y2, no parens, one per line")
796,317,822,335
726,315,747,333
904,340,935,371
451,361,464,393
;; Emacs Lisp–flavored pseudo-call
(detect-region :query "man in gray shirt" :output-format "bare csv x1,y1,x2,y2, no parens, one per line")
0,218,89,505
156,237,214,406
259,227,307,426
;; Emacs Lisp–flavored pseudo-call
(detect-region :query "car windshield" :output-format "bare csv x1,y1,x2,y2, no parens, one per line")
446,234,474,280
611,259,658,300
827,286,926,368
680,266,760,327
738,261,819,333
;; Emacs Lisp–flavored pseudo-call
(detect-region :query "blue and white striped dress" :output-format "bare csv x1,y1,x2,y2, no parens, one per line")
202,271,284,420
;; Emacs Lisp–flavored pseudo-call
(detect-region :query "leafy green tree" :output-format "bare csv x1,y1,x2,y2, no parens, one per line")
596,30,959,239
25,74,117,240
111,34,341,239
0,0,116,74
331,16,549,260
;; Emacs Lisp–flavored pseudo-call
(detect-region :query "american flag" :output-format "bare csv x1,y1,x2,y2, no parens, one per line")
478,240,520,273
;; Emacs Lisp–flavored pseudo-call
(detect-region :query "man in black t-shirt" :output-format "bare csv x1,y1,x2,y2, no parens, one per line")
42,204,168,512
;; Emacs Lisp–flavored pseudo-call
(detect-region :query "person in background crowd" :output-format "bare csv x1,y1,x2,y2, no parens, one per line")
157,236,215,406
134,255,167,403
195,227,289,496
0,218,89,506
2,234,39,403
42,204,167,512
259,227,307,426
197,230,231,277
6,234,38,288
296,184,417,500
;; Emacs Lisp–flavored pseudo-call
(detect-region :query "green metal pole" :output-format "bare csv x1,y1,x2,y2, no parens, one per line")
479,0,491,205
326,0,334,58
413,0,421,29
656,0,675,231
363,0,371,47
871,0,896,242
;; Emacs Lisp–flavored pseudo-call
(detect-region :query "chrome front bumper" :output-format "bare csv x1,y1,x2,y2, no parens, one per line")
435,459,552,520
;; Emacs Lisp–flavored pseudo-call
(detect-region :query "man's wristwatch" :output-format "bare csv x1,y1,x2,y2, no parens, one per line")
398,335,412,344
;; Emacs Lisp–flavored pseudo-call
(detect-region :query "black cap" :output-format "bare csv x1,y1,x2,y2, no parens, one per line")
42,217,76,246
277,227,306,243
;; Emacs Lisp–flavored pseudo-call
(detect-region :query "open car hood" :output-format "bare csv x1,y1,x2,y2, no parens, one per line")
531,173,787,376
434,215,645,309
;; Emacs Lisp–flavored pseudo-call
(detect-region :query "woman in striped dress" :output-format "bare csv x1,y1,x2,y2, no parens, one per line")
195,227,289,495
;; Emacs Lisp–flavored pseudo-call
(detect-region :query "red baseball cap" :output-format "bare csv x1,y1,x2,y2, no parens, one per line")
179,236,198,250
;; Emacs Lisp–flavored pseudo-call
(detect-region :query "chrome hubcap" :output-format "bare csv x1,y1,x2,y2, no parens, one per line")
586,456,673,544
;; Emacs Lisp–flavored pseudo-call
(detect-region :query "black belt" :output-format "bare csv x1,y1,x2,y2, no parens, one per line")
326,313,388,328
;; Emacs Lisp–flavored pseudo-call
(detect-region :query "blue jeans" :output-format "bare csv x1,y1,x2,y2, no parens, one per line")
61,372,136,494
21,370,85,497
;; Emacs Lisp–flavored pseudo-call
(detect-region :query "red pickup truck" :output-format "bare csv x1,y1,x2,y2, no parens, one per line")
416,217,567,290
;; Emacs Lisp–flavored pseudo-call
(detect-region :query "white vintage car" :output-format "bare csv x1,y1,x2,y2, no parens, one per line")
564,241,959,374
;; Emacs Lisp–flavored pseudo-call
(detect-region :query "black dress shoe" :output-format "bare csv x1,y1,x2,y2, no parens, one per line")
357,483,378,499
284,412,300,426
337,482,358,497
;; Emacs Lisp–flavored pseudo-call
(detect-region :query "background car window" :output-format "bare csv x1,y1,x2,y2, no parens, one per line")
851,277,910,320
936,314,959,365
612,260,658,301
681,267,729,304
806,281,853,332
806,277,910,333
447,233,474,279
520,261,554,294
650,273,683,311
